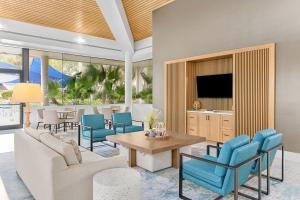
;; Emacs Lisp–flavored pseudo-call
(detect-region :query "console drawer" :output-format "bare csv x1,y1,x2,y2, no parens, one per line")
222,129,235,142
187,112,198,125
222,115,234,130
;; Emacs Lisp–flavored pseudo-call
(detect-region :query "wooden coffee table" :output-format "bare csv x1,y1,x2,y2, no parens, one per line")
106,132,205,171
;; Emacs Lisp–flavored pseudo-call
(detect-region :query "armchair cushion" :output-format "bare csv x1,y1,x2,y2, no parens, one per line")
222,142,259,196
252,133,282,173
215,135,250,177
82,128,115,141
116,125,144,133
112,112,132,126
252,128,276,150
183,155,223,188
81,114,105,130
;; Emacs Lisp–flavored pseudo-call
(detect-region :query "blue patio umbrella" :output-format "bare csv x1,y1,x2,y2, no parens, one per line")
2,57,71,87
29,57,70,87
0,61,21,70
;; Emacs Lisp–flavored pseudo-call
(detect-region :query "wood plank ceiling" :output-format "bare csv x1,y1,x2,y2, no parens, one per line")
0,0,174,41
0,0,114,40
122,0,173,41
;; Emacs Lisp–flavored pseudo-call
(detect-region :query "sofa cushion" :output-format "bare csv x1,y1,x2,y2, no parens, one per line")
40,134,79,166
183,155,223,188
116,125,143,133
82,128,115,141
215,135,249,176
253,128,276,150
24,127,47,141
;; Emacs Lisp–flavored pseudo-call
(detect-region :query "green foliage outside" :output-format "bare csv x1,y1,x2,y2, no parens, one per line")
1,90,13,100
48,64,126,105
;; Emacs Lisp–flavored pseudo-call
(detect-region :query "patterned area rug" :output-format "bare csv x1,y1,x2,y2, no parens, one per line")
1,132,300,200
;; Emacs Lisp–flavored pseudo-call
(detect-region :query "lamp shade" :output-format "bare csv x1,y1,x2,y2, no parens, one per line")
11,83,42,103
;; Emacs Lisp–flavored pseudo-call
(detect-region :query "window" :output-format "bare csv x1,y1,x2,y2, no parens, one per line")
28,50,126,105
0,45,23,128
132,59,153,104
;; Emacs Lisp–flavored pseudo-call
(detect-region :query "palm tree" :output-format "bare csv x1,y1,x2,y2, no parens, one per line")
47,80,62,105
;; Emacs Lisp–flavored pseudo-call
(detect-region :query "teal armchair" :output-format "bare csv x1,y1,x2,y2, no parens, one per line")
78,114,116,151
244,129,284,195
180,135,262,200
207,129,284,196
111,112,144,134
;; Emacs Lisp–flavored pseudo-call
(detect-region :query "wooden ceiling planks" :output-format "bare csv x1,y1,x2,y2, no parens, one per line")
122,0,174,41
0,0,114,39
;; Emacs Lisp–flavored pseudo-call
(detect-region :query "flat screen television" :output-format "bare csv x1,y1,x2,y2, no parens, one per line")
196,74,232,98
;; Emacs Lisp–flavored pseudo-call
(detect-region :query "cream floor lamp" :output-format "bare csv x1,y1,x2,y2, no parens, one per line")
11,83,42,128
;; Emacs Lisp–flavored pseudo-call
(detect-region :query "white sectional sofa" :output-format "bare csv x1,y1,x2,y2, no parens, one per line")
14,129,127,200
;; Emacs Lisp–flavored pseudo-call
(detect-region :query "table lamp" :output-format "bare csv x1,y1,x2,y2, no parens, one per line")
11,83,42,127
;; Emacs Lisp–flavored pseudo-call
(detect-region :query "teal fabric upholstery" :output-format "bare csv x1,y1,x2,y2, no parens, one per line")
252,133,283,173
183,155,223,187
215,135,250,176
182,142,259,197
252,128,276,149
112,112,144,133
81,114,105,130
221,142,259,196
112,112,132,126
82,128,115,141
116,125,144,133
80,114,115,142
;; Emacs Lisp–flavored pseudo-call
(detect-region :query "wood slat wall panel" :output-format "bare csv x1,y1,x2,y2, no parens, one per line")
186,57,233,110
122,0,174,41
0,0,114,39
234,47,274,138
165,62,186,134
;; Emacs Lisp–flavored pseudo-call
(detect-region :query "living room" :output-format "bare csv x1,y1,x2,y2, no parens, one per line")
0,0,300,200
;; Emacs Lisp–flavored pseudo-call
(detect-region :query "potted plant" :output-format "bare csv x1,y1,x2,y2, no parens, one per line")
146,109,161,129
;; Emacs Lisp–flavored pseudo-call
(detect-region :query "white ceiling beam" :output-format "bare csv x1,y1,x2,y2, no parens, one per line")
0,18,124,60
0,18,121,50
96,0,134,54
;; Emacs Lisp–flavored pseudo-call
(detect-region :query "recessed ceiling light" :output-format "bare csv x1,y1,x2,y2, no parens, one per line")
0,39,23,45
0,23,4,29
75,37,85,44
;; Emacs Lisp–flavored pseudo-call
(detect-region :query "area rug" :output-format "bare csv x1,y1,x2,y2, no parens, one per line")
1,140,300,200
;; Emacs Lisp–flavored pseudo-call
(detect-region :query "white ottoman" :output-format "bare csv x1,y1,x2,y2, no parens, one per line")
93,168,142,200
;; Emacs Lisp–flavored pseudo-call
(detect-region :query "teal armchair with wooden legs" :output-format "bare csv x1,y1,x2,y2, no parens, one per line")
78,114,116,152
111,112,144,134
180,135,262,200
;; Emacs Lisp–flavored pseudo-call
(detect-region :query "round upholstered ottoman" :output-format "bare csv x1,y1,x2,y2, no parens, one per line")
93,168,141,200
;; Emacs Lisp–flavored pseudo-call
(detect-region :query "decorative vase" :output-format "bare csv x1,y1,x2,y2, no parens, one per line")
193,100,201,110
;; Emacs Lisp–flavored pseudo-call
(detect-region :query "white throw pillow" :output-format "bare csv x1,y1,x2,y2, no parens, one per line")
40,134,79,166
62,138,82,164
24,127,47,141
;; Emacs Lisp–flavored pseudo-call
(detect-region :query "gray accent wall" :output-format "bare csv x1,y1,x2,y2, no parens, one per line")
153,0,300,152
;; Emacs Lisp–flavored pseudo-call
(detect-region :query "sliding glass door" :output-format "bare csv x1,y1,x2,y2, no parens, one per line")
0,46,23,130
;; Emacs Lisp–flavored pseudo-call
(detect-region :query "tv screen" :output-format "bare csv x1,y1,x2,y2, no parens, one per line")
196,74,232,98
